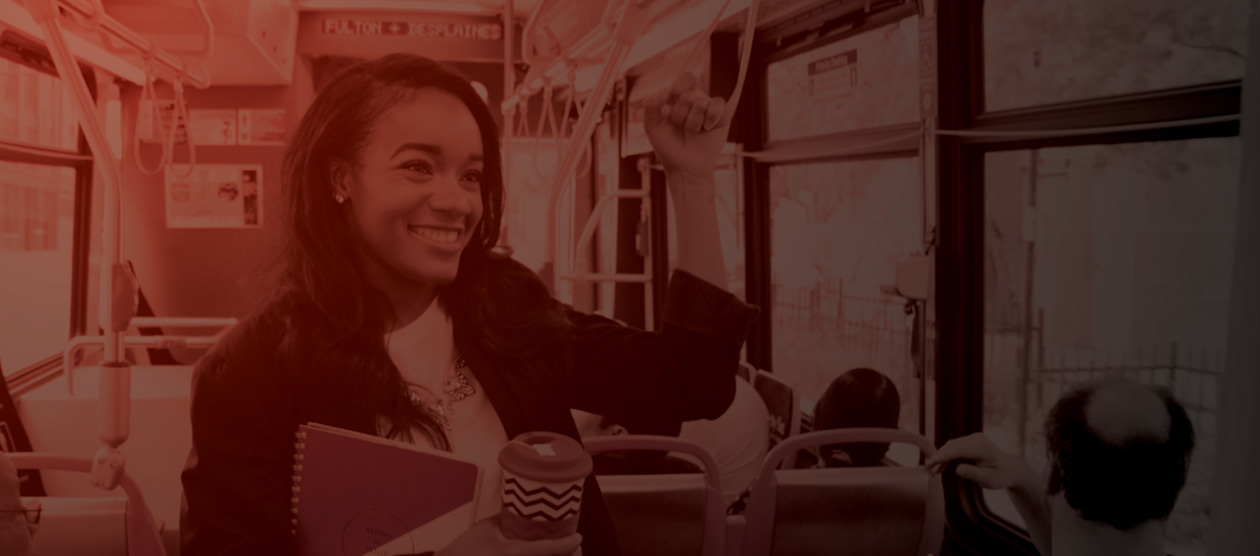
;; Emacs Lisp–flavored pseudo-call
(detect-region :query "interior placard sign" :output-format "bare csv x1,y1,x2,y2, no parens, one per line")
321,19,502,40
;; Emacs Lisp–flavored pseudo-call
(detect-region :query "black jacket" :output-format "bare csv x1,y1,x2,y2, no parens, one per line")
180,265,757,556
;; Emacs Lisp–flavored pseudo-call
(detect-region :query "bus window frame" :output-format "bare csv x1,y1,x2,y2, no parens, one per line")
742,3,924,377
0,55,96,383
935,1,1243,554
757,2,921,145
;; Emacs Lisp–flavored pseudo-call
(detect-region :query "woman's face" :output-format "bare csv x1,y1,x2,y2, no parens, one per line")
339,89,485,293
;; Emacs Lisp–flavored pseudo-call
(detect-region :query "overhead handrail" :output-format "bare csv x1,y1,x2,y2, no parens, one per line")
129,317,238,328
542,0,653,295
531,79,556,180
562,157,652,285
52,0,212,89
544,0,761,294
63,324,235,396
29,0,131,481
24,0,207,491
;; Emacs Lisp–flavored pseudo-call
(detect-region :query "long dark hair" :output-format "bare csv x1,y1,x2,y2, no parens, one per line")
270,54,571,448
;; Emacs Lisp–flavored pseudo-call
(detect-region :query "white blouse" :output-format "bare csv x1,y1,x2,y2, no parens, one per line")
384,300,508,522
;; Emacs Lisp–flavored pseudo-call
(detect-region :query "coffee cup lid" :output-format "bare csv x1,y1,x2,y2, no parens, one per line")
498,432,593,483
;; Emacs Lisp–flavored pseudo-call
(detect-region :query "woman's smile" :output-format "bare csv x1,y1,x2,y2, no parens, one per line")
409,225,463,248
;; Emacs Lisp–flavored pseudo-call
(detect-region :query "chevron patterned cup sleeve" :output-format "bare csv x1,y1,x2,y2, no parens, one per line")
499,472,584,540
497,432,593,541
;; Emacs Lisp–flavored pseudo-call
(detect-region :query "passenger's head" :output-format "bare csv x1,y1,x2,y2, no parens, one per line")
1045,379,1195,531
282,54,503,303
572,410,686,472
0,453,35,555
812,368,901,466
573,410,682,439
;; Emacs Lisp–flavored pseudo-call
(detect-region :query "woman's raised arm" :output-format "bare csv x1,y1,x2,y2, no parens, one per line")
643,72,732,288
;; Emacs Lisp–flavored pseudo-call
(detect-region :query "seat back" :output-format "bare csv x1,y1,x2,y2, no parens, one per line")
596,474,707,556
27,497,129,556
752,371,799,449
737,361,755,384
742,429,944,556
584,435,725,556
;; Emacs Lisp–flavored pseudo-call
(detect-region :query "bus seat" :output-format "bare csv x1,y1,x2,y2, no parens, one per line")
737,361,755,383
584,435,726,556
27,497,128,556
9,453,167,556
16,366,193,540
741,429,944,556
753,371,800,450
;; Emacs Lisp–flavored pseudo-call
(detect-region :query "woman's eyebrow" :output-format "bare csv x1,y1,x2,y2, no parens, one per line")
392,142,483,163
391,142,442,159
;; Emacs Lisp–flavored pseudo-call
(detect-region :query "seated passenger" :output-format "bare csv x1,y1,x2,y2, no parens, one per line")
927,379,1195,556
575,379,770,506
810,368,901,467
0,452,37,556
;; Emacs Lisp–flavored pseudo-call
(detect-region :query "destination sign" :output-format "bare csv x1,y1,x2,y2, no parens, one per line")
322,19,503,41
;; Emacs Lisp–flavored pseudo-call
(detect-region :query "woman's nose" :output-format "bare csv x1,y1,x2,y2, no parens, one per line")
427,174,472,216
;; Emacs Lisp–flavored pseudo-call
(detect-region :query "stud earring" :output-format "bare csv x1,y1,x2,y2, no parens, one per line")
334,194,346,204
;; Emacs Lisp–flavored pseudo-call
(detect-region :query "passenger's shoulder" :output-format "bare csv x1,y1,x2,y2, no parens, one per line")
196,300,291,386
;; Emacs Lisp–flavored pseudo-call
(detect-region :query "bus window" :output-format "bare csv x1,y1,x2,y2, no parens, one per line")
768,158,923,437
765,15,920,142
0,57,79,151
981,138,1241,555
0,162,77,374
984,0,1250,112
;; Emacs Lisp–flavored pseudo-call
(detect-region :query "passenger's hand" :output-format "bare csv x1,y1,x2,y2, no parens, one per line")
435,514,582,556
643,72,731,180
925,433,1039,491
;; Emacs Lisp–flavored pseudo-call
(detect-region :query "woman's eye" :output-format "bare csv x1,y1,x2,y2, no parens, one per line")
461,170,484,188
401,160,435,175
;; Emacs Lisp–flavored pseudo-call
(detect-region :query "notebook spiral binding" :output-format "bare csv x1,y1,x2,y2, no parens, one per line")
291,429,307,536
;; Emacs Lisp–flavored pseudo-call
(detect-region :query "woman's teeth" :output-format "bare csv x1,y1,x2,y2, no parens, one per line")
411,227,459,244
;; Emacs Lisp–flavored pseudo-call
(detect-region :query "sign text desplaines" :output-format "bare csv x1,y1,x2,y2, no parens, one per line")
322,19,503,41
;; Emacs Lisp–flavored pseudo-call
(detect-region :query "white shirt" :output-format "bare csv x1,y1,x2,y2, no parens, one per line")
384,301,508,521
679,379,770,505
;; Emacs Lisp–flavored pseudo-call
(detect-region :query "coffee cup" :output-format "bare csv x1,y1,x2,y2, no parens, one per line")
498,431,592,540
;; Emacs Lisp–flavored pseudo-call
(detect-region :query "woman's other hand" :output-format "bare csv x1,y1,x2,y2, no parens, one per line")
435,514,582,556
643,72,731,180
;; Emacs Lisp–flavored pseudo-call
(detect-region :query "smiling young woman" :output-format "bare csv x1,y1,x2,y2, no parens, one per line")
179,54,756,556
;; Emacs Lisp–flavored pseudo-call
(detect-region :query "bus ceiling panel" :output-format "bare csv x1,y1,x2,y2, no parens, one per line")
103,0,299,86
296,9,513,63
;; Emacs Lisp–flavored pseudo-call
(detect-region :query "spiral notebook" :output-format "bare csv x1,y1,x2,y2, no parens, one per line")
292,423,483,556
